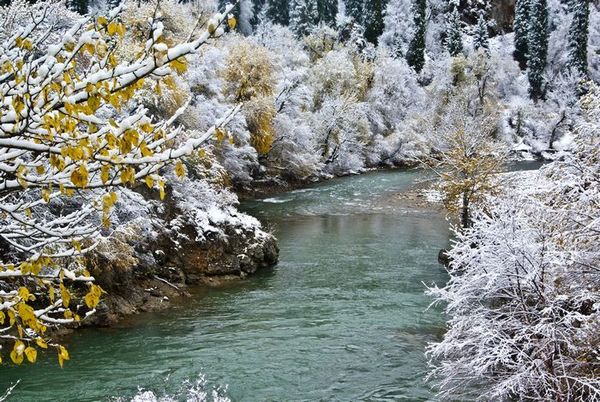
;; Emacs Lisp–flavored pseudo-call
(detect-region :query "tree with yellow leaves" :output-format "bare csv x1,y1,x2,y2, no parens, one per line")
426,55,506,230
0,1,238,366
222,41,276,156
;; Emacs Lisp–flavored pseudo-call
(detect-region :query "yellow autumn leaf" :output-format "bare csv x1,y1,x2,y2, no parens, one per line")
140,141,153,157
158,180,166,200
36,337,48,349
145,175,154,189
175,161,186,179
42,188,51,203
107,21,118,36
11,341,25,365
101,165,111,184
71,164,89,188
60,283,70,308
10,350,24,365
228,15,237,30
18,286,30,300
24,347,37,363
169,57,188,74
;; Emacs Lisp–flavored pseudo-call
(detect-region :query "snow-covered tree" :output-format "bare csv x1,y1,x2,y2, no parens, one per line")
514,0,530,69
425,55,505,229
445,4,463,56
222,41,277,156
405,0,427,72
266,0,289,25
380,0,415,58
527,0,549,101
344,0,364,24
567,0,590,76
238,0,255,35
473,10,489,52
427,86,600,400
0,1,237,365
318,0,338,26
363,0,387,44
290,0,319,37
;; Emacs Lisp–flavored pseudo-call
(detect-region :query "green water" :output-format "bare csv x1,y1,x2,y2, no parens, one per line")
0,169,450,401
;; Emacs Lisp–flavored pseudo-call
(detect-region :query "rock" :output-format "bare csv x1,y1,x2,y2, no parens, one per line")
84,215,279,326
438,248,451,267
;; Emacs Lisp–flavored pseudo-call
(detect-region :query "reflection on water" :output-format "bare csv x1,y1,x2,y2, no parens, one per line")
0,169,450,402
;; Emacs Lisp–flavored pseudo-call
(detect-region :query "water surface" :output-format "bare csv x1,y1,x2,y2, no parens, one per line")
0,169,449,401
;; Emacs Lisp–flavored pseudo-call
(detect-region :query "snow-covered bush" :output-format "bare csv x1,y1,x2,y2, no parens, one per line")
427,86,600,401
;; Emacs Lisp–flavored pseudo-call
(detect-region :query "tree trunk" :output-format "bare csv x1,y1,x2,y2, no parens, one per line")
461,192,471,229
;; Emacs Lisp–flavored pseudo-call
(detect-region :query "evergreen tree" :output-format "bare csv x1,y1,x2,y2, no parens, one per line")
405,0,427,72
363,0,388,44
567,0,590,76
266,0,290,25
345,0,364,24
381,0,414,58
513,0,530,70
473,10,489,52
68,0,89,14
318,0,338,27
290,0,319,36
527,0,548,101
251,0,267,27
445,5,463,56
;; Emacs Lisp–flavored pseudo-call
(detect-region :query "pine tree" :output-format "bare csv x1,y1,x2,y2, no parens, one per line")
251,0,267,27
266,0,290,25
513,0,530,70
445,5,463,56
290,0,319,36
527,0,548,101
345,0,364,24
567,0,590,76
318,0,338,27
363,0,388,44
473,10,489,52
68,0,89,14
405,0,427,72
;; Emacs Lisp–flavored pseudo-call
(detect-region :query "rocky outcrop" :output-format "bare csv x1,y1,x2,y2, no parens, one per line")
82,182,279,327
85,219,278,326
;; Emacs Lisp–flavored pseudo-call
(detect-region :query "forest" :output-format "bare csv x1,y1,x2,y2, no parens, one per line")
0,0,599,400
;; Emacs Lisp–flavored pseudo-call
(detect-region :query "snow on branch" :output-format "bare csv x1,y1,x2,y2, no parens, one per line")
0,0,239,366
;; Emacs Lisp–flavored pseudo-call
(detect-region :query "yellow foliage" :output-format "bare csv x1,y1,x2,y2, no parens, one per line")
227,15,237,30
60,283,71,308
222,42,276,102
175,161,186,179
58,345,70,368
243,97,277,156
70,164,89,188
84,284,104,309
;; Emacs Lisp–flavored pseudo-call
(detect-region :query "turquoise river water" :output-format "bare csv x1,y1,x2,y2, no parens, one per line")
0,169,451,401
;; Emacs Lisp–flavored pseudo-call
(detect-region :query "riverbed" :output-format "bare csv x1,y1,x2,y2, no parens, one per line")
0,169,450,401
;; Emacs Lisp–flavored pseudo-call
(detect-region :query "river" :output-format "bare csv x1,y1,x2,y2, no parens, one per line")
0,169,450,401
